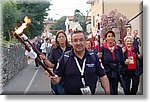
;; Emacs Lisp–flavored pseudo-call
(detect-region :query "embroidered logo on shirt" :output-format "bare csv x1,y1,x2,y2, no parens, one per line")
86,64,95,68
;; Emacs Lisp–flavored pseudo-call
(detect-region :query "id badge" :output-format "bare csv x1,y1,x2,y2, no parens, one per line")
80,86,92,95
128,56,134,64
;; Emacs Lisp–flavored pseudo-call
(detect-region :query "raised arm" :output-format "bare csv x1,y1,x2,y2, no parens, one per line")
39,54,55,68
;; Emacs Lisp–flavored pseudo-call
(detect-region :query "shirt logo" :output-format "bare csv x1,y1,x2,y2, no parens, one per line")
86,63,95,68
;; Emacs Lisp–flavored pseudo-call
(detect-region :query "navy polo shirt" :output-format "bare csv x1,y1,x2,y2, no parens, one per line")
48,45,72,68
55,49,106,95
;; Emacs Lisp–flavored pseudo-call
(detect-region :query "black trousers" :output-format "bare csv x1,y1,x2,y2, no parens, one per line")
122,71,140,95
108,76,119,95
35,55,40,67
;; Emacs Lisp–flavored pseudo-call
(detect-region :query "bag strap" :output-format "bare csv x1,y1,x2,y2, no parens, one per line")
88,50,96,63
63,50,97,68
63,50,71,68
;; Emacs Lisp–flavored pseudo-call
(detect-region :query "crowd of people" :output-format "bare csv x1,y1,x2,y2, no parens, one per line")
31,29,142,95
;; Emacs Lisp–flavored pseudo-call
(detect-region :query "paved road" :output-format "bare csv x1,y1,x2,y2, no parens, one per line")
2,58,142,95
2,59,51,95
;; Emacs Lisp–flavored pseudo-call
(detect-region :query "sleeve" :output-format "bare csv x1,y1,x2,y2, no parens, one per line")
100,46,104,64
118,46,125,66
55,55,65,77
40,43,45,50
48,48,55,64
137,37,142,46
95,54,106,77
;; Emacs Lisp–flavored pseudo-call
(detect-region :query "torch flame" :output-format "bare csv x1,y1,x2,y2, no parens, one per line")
14,16,31,35
24,16,31,24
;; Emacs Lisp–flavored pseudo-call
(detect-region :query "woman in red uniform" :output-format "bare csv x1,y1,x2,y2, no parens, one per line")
100,31,124,95
85,38,98,53
121,36,142,95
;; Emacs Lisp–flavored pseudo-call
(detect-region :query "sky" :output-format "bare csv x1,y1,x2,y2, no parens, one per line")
47,0,91,20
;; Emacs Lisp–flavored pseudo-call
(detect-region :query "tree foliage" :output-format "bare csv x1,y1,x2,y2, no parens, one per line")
2,0,51,41
49,16,66,35
73,9,90,33
2,1,20,41
16,1,51,39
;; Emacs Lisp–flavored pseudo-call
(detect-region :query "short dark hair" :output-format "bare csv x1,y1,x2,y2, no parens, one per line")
71,30,86,39
134,30,138,32
104,30,115,38
118,39,122,44
73,30,83,34
133,30,138,33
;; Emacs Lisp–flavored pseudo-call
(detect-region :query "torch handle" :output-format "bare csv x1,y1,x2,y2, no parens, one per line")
97,22,101,52
14,33,31,52
14,33,55,76
35,57,55,76
28,40,55,76
98,34,101,52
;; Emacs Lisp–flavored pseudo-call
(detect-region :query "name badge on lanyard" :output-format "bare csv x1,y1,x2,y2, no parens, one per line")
80,86,92,95
74,57,92,95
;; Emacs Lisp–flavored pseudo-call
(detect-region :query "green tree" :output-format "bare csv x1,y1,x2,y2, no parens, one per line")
2,1,20,41
16,1,51,39
50,16,66,35
73,9,91,33
2,0,52,41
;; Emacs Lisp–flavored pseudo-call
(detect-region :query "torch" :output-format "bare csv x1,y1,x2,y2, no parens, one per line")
120,17,123,40
97,22,101,52
13,16,55,76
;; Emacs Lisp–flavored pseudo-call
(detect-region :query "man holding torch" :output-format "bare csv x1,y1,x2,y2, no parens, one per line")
13,16,109,95
42,30,110,95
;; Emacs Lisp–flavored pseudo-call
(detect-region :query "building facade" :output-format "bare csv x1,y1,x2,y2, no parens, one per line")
87,0,143,42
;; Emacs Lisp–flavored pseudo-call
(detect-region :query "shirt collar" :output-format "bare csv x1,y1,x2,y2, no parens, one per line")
103,43,118,51
57,45,72,51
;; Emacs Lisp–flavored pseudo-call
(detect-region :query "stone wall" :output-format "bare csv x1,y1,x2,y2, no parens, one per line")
1,43,28,86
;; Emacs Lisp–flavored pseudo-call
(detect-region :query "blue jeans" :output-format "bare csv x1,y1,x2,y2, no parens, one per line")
51,82,63,95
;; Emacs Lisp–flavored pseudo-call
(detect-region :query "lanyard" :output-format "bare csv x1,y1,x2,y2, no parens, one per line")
130,50,133,56
74,57,87,87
